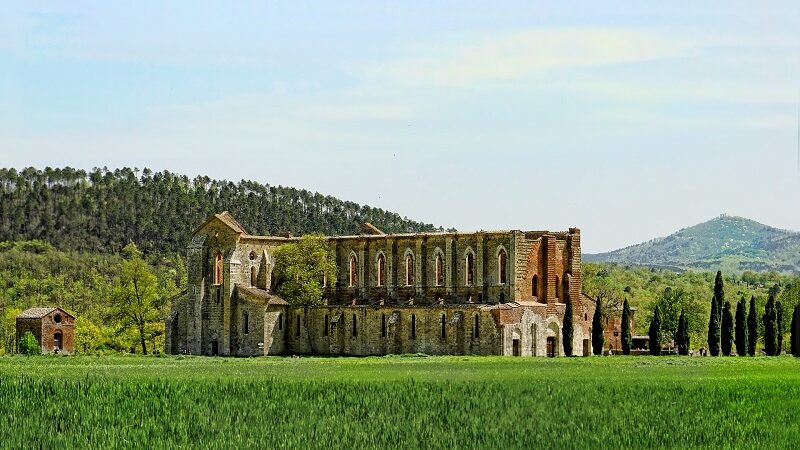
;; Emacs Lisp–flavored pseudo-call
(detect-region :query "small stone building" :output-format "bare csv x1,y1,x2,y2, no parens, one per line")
167,212,594,357
16,307,75,354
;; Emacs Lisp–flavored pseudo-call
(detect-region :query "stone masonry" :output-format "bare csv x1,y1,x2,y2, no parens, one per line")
166,212,593,357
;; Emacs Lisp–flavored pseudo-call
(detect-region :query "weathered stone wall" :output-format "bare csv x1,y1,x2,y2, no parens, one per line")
166,213,586,357
15,310,74,355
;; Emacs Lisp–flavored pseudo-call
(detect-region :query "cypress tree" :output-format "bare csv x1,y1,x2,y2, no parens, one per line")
621,299,632,355
562,294,574,357
713,271,724,336
734,297,748,356
592,297,604,356
677,310,689,355
791,306,798,357
649,306,662,356
776,301,784,355
763,295,777,356
721,301,733,356
747,296,757,356
708,298,720,356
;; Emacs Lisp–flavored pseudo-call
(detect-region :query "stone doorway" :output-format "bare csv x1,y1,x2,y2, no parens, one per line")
211,340,219,356
583,339,591,356
54,332,62,351
546,337,556,357
512,339,520,356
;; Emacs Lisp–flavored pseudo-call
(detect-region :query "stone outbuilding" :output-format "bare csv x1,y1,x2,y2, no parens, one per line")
16,307,75,354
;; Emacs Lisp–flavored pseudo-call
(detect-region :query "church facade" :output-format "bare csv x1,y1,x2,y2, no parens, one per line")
166,212,595,357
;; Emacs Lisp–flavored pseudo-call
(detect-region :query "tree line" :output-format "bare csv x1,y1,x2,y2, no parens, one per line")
0,166,441,255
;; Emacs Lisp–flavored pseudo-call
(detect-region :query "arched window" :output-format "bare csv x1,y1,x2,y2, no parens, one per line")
411,314,417,339
405,253,415,286
532,275,539,297
465,250,475,286
435,253,444,286
214,253,223,285
473,314,480,339
324,314,329,336
377,253,386,287
250,266,257,287
440,313,446,339
349,254,358,287
243,311,249,335
278,313,283,330
296,314,301,336
381,314,387,337
352,314,357,337
498,249,507,285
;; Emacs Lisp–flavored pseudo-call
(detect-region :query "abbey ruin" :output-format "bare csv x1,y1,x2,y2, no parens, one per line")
166,212,596,357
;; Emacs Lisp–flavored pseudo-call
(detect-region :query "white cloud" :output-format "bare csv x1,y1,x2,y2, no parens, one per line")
353,28,690,87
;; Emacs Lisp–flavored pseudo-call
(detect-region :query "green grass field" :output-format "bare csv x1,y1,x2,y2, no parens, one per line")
1,355,798,449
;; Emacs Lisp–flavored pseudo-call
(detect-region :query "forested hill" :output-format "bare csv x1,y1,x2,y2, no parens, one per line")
0,167,441,255
585,215,800,274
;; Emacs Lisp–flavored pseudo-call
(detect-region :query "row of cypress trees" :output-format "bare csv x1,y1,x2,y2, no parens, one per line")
561,270,800,357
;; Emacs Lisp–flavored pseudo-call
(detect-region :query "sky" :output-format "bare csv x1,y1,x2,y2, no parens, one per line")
1,1,799,253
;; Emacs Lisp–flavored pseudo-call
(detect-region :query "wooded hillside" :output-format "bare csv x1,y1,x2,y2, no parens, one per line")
0,167,441,255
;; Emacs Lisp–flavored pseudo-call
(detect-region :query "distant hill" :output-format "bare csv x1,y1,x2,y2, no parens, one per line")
0,167,442,255
585,215,800,275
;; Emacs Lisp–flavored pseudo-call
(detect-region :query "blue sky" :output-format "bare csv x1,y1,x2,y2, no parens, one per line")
2,1,799,252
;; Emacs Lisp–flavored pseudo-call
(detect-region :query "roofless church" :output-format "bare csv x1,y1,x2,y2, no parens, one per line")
166,212,596,357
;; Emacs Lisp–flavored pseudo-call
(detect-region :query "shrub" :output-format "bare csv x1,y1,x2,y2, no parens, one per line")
18,331,40,356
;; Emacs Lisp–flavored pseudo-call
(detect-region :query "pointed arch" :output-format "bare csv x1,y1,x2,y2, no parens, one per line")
214,252,223,285
250,266,256,287
376,252,386,287
433,248,445,287
404,249,415,286
464,247,475,286
348,252,358,287
496,246,508,285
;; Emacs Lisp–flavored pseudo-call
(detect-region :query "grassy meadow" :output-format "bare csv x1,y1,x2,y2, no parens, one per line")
1,355,799,449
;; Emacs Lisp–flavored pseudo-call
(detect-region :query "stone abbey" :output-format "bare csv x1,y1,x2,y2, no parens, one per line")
166,212,596,357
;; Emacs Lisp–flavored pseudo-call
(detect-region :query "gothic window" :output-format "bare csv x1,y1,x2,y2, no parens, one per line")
324,315,329,337
377,253,386,287
214,252,223,285
381,314,386,337
411,314,417,339
250,266,256,287
349,254,358,287
532,275,539,297
498,249,507,285
405,252,415,286
473,314,480,339
54,331,62,350
440,314,446,339
352,314,358,337
278,313,283,331
465,251,475,286
243,311,249,335
435,253,444,286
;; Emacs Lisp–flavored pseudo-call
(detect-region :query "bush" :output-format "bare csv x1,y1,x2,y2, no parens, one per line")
18,331,41,356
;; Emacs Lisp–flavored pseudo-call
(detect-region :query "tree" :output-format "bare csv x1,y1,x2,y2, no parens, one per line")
776,301,784,355
18,331,40,355
721,301,733,356
562,294,574,356
649,306,662,356
621,299,632,355
708,298,720,356
734,297,748,357
791,305,798,357
648,287,703,348
713,271,725,319
109,243,165,355
677,309,690,355
747,296,757,356
273,235,338,354
763,295,777,356
592,297,604,356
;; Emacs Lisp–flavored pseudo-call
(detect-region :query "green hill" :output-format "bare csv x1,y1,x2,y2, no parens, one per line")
585,215,800,274
0,167,442,255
